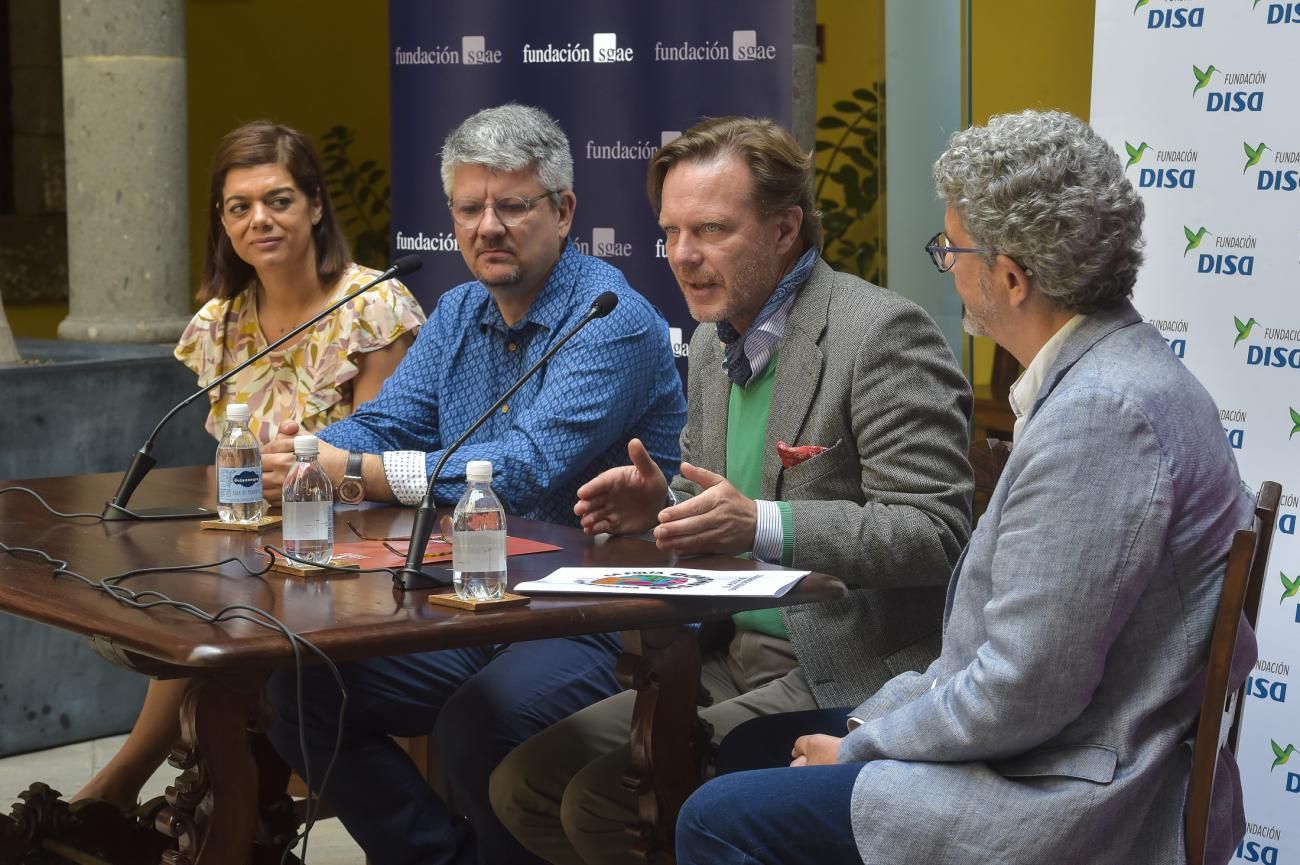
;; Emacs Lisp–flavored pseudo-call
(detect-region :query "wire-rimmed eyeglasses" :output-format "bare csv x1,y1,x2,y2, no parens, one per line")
925,231,1034,276
447,191,557,228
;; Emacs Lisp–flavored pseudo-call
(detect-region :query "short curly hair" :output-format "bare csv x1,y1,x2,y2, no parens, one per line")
933,110,1145,314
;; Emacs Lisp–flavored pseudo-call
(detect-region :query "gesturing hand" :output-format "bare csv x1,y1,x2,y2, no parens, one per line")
573,438,668,536
651,462,756,556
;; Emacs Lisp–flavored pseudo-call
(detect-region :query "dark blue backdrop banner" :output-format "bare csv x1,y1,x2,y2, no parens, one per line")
387,0,793,367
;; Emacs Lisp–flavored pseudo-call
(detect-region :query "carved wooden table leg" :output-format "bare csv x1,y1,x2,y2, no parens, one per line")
0,781,171,865
620,624,711,863
155,674,264,865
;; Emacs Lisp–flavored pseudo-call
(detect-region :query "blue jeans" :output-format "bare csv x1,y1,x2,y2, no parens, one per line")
267,633,620,865
677,708,863,865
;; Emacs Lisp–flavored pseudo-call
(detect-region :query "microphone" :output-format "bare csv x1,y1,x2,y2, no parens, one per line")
102,255,423,520
395,290,620,589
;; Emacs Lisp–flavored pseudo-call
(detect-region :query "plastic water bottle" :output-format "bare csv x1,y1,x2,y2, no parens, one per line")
452,460,507,601
215,403,264,523
282,434,334,565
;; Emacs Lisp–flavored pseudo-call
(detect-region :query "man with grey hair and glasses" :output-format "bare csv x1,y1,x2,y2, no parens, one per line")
263,103,686,865
674,109,1254,865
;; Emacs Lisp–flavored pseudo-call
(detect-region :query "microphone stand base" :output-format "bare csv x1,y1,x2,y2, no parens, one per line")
394,567,455,590
101,503,216,521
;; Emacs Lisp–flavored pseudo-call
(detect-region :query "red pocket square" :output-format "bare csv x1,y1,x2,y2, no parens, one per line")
776,440,828,469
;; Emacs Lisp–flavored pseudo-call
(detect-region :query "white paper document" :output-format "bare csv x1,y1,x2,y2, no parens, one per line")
514,567,809,597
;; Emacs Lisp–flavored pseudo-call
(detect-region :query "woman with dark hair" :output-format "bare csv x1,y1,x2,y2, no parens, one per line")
176,120,424,443
72,121,423,810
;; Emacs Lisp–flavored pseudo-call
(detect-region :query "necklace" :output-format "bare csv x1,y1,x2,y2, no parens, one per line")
255,282,332,343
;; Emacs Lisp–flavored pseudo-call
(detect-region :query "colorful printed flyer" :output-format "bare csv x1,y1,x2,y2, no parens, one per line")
514,567,808,597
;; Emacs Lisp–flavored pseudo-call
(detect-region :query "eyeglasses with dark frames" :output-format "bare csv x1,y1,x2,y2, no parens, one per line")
924,231,1034,276
447,191,557,228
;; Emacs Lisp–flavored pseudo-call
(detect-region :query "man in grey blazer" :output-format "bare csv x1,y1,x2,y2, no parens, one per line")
675,110,1255,865
491,117,973,865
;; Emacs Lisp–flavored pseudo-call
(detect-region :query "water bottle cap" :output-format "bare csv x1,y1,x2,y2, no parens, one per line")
226,403,250,423
294,434,319,456
465,460,493,482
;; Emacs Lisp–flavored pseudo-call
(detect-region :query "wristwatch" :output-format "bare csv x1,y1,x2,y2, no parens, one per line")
337,451,365,504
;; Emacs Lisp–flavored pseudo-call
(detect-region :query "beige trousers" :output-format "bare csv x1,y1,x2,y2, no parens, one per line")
489,630,818,865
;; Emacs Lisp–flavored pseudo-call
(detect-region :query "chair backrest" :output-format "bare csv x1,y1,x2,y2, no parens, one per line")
1183,481,1282,865
968,438,1012,524
988,344,1021,401
1227,481,1281,753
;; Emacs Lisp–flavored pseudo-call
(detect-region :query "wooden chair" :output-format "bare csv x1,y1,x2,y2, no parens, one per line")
1184,481,1282,865
971,344,1020,442
968,438,1012,525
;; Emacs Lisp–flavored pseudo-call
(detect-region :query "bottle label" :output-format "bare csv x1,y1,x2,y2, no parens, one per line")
453,529,507,572
283,501,333,541
218,466,263,503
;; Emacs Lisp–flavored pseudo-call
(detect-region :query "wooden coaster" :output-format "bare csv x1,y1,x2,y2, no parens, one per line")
200,515,282,532
270,557,360,577
427,591,530,611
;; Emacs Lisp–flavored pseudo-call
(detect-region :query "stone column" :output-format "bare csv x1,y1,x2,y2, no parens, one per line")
57,0,191,343
792,0,817,152
0,294,17,363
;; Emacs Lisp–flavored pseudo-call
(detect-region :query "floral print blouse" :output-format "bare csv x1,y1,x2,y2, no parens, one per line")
174,263,425,445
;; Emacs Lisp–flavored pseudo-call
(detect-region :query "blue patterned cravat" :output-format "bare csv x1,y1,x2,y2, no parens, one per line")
717,247,818,387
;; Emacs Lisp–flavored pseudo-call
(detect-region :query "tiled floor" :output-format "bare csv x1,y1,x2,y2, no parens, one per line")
0,733,365,864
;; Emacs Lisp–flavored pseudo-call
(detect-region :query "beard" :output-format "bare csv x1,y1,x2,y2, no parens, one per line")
471,242,524,287
677,252,782,331
477,266,523,287
961,270,1000,338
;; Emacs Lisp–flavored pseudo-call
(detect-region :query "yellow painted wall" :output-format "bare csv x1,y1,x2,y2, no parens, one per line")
966,0,1096,382
5,303,63,340
815,0,886,280
7,0,394,338
817,2,886,121
184,0,393,303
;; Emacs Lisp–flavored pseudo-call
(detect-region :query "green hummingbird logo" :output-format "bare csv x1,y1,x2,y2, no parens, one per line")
1192,64,1218,96
1254,0,1265,8
1134,0,1150,11
1125,142,1150,170
1281,571,1300,603
1233,316,1259,348
1243,142,1269,174
1290,407,1300,440
1184,226,1209,257
1271,739,1295,771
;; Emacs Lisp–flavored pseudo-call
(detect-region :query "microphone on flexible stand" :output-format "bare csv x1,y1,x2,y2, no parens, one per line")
102,255,424,520
395,290,620,590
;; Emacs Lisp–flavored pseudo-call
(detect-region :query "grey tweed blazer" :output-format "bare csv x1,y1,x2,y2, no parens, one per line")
671,259,973,708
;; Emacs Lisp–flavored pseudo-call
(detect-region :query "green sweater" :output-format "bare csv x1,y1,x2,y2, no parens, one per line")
725,357,792,640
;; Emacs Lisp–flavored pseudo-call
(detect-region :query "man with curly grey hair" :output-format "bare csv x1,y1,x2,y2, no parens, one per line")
265,103,686,865
675,109,1254,865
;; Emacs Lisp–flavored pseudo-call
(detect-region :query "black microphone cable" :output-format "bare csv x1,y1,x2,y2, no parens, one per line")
0,484,225,523
0,536,408,864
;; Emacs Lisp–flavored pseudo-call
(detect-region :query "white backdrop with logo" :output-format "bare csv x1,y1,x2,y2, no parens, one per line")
1091,3,1299,862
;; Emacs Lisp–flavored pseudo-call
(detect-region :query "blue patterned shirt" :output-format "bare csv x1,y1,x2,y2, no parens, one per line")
319,242,686,526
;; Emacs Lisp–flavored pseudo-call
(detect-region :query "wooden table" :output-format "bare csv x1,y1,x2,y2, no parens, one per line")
0,467,845,864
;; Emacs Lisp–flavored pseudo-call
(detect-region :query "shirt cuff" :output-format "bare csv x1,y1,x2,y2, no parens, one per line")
382,450,429,506
752,499,791,564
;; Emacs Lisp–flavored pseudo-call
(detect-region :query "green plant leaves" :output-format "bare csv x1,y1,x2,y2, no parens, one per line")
815,82,885,279
319,124,392,268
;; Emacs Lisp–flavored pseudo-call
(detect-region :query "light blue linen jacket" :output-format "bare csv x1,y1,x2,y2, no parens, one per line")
840,301,1255,865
